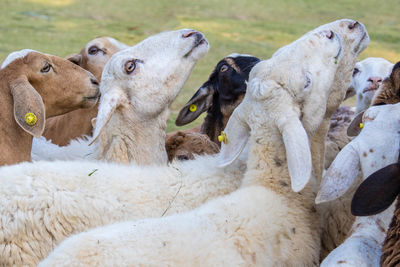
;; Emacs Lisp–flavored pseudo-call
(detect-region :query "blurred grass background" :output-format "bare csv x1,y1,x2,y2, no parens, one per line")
1,0,400,131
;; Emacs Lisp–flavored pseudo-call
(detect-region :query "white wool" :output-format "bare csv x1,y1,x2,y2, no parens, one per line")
317,103,400,266
1,49,37,68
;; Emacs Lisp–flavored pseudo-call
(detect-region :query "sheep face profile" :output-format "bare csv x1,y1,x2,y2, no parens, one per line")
348,57,393,113
37,28,344,267
175,54,260,142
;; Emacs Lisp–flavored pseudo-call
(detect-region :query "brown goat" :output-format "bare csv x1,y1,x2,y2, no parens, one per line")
43,37,128,146
0,50,99,165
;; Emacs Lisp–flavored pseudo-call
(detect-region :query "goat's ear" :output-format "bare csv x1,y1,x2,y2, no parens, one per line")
10,76,46,137
65,53,82,66
347,111,364,137
280,116,312,192
316,143,360,203
217,109,249,167
89,89,129,146
344,87,356,100
351,162,400,216
175,85,214,126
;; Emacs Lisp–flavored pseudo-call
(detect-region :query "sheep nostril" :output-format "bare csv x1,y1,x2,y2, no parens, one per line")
326,30,334,39
90,78,99,86
348,21,359,30
182,31,197,38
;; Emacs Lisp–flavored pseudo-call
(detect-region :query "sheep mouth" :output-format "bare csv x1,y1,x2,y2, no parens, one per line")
84,93,100,101
362,87,378,94
353,31,368,53
184,34,208,58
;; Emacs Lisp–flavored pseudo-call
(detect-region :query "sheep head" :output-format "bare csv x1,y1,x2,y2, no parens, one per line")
316,103,400,204
175,54,260,126
0,50,100,137
218,29,344,192
66,37,129,81
90,29,209,145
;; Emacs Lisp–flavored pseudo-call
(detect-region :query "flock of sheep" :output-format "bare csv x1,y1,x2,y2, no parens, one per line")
0,18,399,266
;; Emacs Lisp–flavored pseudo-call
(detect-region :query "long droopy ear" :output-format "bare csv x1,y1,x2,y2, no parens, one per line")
351,162,400,216
347,111,364,137
89,89,129,145
10,76,45,137
316,142,360,203
175,85,214,126
217,108,249,167
280,116,312,192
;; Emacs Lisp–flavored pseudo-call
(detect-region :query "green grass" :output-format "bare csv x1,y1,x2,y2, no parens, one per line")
1,0,400,131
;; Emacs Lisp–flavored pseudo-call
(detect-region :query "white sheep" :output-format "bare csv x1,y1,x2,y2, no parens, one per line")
32,29,209,165
316,103,400,266
38,28,344,266
43,37,129,146
0,49,99,165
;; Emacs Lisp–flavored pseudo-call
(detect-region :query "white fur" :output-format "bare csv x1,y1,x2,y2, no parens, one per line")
39,27,344,266
349,57,393,113
0,49,37,68
317,103,400,266
32,29,209,165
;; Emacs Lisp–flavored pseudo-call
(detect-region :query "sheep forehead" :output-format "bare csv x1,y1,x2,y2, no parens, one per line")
1,49,38,68
357,57,393,78
106,37,129,50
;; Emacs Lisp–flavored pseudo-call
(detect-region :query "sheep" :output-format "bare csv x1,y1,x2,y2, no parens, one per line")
38,27,345,266
32,29,209,165
42,37,129,146
0,49,99,166
348,57,393,113
351,159,400,267
316,103,400,266
309,19,369,186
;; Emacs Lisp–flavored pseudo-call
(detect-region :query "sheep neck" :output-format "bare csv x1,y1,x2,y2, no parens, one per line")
95,105,168,165
0,78,32,164
241,130,317,209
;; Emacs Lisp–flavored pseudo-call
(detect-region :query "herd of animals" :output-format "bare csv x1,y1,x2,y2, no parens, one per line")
0,18,400,266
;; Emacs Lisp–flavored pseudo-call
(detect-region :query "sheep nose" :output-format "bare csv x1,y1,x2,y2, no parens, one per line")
368,76,382,85
348,21,359,30
91,78,99,86
182,30,198,38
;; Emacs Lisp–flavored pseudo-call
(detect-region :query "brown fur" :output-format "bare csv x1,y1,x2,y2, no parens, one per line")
0,51,99,165
165,131,219,162
381,198,400,267
43,38,124,146
372,63,400,106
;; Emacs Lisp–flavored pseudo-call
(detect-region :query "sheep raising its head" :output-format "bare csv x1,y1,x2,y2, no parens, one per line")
219,29,344,192
90,29,209,145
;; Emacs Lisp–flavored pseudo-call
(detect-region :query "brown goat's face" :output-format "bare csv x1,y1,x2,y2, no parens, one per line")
23,52,100,117
372,62,400,106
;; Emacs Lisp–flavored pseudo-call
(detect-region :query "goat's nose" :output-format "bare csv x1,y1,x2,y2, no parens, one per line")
91,77,99,86
368,76,382,84
182,30,198,38
348,21,359,30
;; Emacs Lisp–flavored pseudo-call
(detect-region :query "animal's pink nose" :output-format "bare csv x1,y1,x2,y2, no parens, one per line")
368,76,382,85
182,30,198,38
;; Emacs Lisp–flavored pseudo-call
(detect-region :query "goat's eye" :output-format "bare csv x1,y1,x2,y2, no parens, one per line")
125,60,136,74
88,46,100,55
220,65,229,72
40,63,52,73
353,67,360,76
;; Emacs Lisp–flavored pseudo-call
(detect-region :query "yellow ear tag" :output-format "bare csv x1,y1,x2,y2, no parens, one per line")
189,104,197,112
218,131,227,144
24,113,37,126
359,123,364,129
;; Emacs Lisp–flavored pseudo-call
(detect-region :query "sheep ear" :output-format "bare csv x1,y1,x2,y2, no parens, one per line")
281,117,312,192
10,76,45,137
351,162,400,216
89,90,129,146
316,143,360,203
175,85,214,126
344,87,356,100
217,111,249,167
66,53,82,66
347,111,364,137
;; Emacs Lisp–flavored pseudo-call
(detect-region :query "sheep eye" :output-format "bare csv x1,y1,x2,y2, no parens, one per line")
88,46,100,55
353,67,360,76
40,63,52,73
124,60,136,74
220,65,229,72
